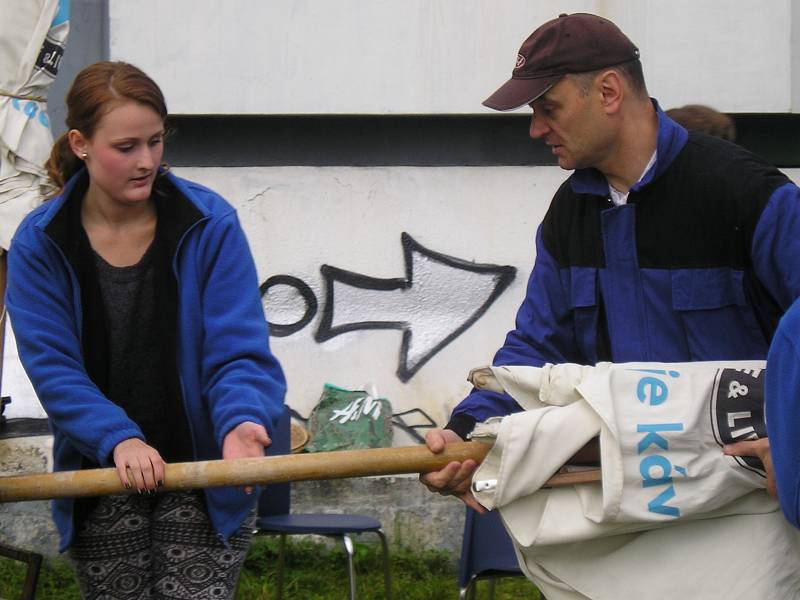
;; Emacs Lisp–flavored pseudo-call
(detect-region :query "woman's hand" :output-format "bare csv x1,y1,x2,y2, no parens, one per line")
113,438,165,493
222,421,272,494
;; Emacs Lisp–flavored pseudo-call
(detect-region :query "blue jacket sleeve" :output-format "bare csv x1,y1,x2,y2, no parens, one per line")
448,227,585,436
6,238,144,466
195,210,286,449
752,182,800,310
765,303,800,528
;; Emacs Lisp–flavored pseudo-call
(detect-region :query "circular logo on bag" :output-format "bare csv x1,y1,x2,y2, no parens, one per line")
710,367,767,476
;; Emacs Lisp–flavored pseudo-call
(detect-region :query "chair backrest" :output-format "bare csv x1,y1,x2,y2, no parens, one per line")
457,508,522,587
257,406,291,517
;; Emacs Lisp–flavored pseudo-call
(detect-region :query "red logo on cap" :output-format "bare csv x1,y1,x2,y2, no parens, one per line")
515,54,525,69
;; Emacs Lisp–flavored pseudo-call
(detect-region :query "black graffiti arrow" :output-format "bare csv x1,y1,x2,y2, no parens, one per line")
315,232,516,382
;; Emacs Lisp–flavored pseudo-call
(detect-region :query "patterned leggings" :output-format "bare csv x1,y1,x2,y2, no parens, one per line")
69,491,254,600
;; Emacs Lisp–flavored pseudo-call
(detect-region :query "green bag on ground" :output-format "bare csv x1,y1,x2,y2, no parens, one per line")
304,384,393,452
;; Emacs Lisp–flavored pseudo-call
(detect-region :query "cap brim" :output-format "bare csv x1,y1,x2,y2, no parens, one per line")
482,74,563,111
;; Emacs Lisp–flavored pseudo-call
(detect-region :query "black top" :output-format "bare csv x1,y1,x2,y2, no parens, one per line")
92,240,192,463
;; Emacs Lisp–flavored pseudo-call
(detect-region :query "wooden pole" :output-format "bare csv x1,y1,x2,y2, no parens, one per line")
0,442,600,503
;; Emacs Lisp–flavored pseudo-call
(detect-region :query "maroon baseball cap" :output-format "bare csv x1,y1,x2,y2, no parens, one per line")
483,13,640,111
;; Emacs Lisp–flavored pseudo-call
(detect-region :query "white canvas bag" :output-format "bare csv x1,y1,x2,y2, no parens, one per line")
469,361,800,600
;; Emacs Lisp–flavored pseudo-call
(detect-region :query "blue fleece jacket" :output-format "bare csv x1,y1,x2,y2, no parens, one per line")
766,298,800,528
6,171,286,551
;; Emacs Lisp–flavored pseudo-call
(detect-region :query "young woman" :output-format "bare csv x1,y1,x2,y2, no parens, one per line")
6,61,286,599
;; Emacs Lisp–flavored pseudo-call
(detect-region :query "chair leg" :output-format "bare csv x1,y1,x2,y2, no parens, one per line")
375,529,392,600
22,552,42,600
342,534,356,600
487,578,497,600
0,543,42,600
460,575,478,600
275,533,287,600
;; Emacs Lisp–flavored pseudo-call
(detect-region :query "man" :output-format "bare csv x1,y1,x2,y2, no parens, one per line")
421,13,798,513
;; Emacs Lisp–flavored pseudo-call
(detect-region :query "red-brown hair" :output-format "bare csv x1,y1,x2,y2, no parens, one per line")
45,61,168,191
665,104,736,142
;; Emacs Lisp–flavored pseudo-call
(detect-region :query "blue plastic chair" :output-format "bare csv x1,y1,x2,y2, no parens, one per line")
255,408,392,599
458,508,528,600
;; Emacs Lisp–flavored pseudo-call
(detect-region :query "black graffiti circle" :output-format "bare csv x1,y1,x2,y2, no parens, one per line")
260,275,318,337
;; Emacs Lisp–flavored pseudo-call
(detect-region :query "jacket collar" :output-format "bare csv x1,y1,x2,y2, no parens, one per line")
569,98,689,196
41,168,204,256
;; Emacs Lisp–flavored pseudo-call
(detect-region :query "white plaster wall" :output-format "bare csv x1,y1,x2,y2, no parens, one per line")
2,323,44,418
174,165,560,438
108,0,797,114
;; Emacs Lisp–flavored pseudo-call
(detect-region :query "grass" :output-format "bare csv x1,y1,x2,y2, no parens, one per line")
0,536,542,599
0,553,80,600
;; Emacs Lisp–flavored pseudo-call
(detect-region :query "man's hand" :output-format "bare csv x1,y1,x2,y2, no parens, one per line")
223,421,272,494
418,428,486,513
723,437,776,497
113,438,165,493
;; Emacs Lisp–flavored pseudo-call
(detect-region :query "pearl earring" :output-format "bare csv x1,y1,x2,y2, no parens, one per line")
81,152,88,159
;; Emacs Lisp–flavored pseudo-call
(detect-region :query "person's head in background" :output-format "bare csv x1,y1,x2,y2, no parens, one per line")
666,104,736,142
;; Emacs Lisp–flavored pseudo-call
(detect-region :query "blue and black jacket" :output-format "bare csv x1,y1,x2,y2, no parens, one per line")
449,104,800,437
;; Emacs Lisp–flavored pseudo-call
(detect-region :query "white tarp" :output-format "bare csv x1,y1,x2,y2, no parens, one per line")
470,362,800,600
0,0,69,250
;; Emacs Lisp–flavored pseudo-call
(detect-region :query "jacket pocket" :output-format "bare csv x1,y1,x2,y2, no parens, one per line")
560,267,600,363
671,268,767,359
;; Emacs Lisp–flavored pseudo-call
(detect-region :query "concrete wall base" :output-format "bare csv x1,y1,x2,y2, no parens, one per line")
0,435,59,556
290,474,465,557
